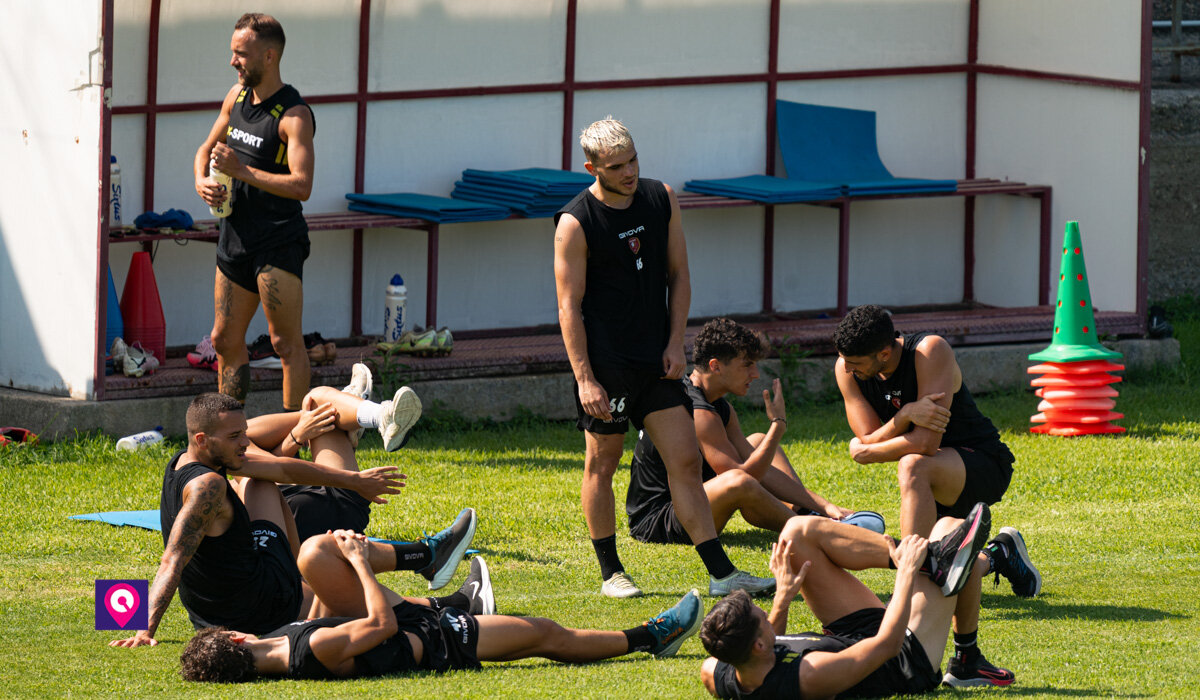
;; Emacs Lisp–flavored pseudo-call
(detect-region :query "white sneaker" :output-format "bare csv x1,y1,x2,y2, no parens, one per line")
118,340,159,378
708,570,775,597
341,362,374,446
379,386,422,452
601,571,644,598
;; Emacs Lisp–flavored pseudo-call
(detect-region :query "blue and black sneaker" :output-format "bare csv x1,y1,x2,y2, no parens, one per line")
418,508,477,590
646,589,703,658
986,526,1042,597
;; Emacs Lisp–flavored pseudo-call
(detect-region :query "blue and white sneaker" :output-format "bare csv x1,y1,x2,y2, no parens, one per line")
646,589,703,657
986,527,1042,598
418,508,477,590
928,502,991,597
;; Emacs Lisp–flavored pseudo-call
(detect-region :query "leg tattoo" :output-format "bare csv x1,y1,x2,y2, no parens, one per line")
220,363,250,403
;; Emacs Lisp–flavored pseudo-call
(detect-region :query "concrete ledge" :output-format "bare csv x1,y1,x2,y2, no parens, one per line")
0,337,1179,442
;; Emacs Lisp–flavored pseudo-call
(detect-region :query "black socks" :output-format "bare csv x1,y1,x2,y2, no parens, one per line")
390,542,432,571
695,538,736,580
592,535,624,581
623,625,658,654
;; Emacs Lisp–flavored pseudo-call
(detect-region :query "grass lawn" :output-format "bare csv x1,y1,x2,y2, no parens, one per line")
1,307,1198,698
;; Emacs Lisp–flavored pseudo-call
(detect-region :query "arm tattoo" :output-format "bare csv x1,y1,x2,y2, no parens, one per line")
148,477,225,633
220,363,250,402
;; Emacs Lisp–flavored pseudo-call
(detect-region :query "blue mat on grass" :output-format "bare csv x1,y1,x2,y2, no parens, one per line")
684,174,843,203
775,100,957,195
70,510,437,548
346,192,512,223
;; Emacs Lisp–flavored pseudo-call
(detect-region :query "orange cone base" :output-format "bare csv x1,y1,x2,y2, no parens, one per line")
1031,373,1122,388
1036,386,1119,400
1031,423,1125,436
1027,360,1126,375
1037,398,1116,412
1032,410,1124,424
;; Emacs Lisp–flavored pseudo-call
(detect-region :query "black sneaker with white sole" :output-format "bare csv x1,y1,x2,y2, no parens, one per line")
927,502,991,597
458,556,496,615
246,333,282,369
986,526,1042,597
418,508,477,590
943,653,1016,687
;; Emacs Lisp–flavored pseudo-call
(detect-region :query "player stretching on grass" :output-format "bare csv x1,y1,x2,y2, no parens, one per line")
179,533,703,682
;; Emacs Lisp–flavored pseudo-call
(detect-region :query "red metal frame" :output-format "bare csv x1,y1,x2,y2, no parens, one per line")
97,0,1151,397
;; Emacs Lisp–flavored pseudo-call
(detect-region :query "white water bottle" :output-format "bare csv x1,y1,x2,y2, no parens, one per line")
384,274,407,342
117,427,164,451
209,160,233,218
109,155,122,226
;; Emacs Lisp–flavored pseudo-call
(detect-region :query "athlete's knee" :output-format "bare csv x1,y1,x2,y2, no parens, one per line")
897,454,932,489
306,385,340,405
210,325,244,357
296,533,337,574
269,330,305,360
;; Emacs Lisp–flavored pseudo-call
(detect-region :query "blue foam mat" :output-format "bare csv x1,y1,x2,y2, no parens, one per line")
347,201,511,224
70,510,444,548
345,192,512,222
776,100,957,194
684,174,843,203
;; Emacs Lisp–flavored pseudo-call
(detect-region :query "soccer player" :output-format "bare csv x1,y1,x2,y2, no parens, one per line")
179,534,703,682
700,505,1003,698
194,13,316,410
832,304,1040,686
554,118,771,598
627,318,878,557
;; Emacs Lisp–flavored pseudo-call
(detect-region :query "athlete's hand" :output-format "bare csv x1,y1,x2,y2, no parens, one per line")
901,393,950,433
293,400,337,444
110,630,157,648
195,173,228,207
578,376,613,421
352,466,406,504
210,142,245,181
764,378,786,424
890,534,927,574
769,537,809,601
662,342,686,380
334,529,371,562
824,504,854,520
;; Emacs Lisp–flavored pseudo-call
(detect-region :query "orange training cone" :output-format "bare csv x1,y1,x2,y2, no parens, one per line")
119,251,166,365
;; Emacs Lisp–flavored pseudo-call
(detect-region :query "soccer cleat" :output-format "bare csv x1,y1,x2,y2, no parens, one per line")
459,556,496,615
986,527,1042,598
708,570,776,597
601,571,644,598
246,334,282,369
928,502,991,597
186,335,217,371
942,653,1016,687
112,338,159,378
435,326,454,356
418,508,477,590
398,327,438,356
379,386,422,452
646,589,703,658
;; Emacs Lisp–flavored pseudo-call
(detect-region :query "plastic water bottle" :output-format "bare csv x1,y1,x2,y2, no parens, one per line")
109,155,122,226
384,274,407,342
209,160,233,218
116,427,164,451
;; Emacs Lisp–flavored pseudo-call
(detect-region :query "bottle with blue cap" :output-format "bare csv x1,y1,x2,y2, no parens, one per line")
384,274,407,342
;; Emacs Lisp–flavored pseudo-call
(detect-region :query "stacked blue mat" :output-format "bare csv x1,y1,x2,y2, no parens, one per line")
684,100,957,203
451,168,594,218
345,192,511,223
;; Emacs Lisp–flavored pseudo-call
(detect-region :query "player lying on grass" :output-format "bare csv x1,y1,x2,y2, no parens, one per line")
700,503,1012,698
180,531,703,682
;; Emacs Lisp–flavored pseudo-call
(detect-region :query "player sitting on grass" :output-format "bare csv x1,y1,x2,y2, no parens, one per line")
699,503,1013,698
180,530,703,682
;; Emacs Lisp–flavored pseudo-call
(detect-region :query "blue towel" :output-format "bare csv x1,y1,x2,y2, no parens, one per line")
133,208,195,229
346,192,512,223
69,509,449,548
775,101,957,194
684,175,844,203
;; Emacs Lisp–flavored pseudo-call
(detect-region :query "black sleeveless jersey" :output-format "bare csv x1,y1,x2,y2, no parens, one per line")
218,84,313,258
853,332,1003,449
160,451,263,629
713,635,854,699
264,613,420,680
555,179,673,369
627,378,722,527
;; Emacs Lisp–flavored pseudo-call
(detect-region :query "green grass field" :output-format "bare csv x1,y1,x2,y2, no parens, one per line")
2,306,1198,698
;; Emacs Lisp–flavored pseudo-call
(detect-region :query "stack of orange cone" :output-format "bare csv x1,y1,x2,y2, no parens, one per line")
1027,221,1124,436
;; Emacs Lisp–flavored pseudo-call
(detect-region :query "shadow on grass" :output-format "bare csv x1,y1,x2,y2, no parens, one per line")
982,593,1186,623
466,545,563,567
997,687,1150,698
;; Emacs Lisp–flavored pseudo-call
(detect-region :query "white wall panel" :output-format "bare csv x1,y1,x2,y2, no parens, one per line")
976,75,1140,311
110,115,147,221
151,112,224,220
772,205,840,311
306,104,359,214
572,84,767,186
685,208,767,317
979,0,1141,83
0,0,103,398
156,1,358,104
779,0,968,72
576,0,769,80
112,0,150,106
371,0,567,91
363,94,564,195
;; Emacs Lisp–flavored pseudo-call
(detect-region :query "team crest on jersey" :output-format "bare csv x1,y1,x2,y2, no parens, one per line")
627,237,641,254
885,391,902,409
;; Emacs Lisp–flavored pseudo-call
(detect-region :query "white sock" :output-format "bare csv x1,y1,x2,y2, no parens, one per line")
356,400,384,429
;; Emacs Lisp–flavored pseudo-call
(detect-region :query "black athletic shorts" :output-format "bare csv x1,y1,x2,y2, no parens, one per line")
630,500,692,545
574,366,688,434
280,484,371,543
216,237,310,293
237,520,303,634
939,442,1015,520
824,607,941,695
